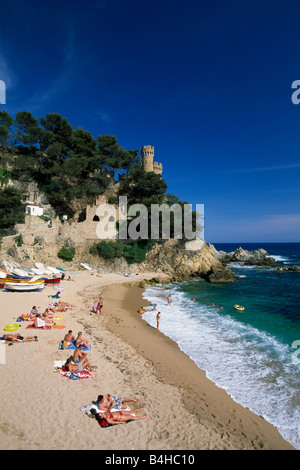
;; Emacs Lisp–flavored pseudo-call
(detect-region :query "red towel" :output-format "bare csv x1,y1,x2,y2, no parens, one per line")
26,324,52,330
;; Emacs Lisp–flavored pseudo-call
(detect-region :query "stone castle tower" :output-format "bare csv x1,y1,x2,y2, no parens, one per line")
141,145,163,175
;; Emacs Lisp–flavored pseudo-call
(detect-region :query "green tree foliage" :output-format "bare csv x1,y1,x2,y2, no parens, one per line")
91,240,148,264
13,111,39,149
97,134,140,177
0,111,14,152
0,110,200,245
0,186,25,235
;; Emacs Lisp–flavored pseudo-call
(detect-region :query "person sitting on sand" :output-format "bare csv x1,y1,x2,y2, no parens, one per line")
74,331,89,348
33,314,51,328
138,306,145,314
30,306,39,316
62,330,75,349
2,333,38,342
64,357,82,372
43,307,55,319
72,344,95,372
93,409,147,426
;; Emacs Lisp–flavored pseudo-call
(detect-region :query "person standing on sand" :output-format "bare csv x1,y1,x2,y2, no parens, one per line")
96,297,103,315
156,311,161,330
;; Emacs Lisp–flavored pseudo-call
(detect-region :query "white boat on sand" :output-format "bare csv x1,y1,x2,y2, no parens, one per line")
46,266,61,275
80,263,92,270
4,281,44,291
34,263,53,275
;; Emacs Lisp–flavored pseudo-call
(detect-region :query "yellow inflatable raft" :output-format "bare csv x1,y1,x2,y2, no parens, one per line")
234,305,245,311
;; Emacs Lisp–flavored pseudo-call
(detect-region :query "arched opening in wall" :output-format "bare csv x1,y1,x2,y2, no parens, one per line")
93,215,100,221
78,208,86,222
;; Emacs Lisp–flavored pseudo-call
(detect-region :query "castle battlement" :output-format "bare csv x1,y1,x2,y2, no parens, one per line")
141,145,162,175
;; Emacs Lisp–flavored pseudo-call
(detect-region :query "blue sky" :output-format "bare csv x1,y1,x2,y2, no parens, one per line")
0,0,300,243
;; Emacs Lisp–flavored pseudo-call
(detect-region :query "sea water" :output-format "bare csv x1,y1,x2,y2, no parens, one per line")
141,243,300,449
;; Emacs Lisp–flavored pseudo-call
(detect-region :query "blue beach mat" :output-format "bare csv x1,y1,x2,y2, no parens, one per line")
58,341,91,351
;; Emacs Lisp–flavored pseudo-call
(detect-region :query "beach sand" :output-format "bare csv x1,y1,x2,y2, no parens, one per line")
0,271,294,451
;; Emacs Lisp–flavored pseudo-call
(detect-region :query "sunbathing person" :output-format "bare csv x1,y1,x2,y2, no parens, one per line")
30,306,39,316
96,394,137,412
92,408,147,426
64,357,81,372
96,297,103,315
48,291,61,299
2,333,38,342
72,344,96,372
62,330,75,349
33,314,52,328
74,331,89,348
43,308,55,319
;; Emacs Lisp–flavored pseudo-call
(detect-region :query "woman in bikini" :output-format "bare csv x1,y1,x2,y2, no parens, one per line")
92,408,147,426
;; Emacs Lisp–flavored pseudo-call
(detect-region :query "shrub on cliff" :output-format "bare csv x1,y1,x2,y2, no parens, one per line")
91,240,148,264
57,245,76,261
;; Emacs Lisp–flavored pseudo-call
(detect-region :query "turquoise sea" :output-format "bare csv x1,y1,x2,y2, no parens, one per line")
141,243,300,449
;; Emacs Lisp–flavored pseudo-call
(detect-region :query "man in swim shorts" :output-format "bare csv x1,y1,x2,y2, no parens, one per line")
72,344,95,372
62,330,75,349
2,334,38,342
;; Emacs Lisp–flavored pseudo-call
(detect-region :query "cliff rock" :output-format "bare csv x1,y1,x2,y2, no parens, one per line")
139,239,235,283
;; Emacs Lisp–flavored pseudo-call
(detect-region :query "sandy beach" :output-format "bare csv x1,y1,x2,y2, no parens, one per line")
0,271,294,451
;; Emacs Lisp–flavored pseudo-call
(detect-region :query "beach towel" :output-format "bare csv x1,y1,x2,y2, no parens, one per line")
54,361,93,379
58,341,91,350
80,402,101,415
26,324,51,330
17,315,31,322
80,404,113,428
80,401,130,416
59,367,93,380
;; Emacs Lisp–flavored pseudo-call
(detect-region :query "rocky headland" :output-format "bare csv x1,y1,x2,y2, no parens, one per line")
210,245,300,273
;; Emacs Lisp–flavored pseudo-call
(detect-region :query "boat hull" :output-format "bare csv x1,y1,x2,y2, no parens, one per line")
6,274,61,284
4,282,44,291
